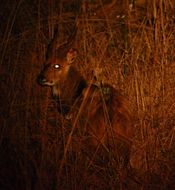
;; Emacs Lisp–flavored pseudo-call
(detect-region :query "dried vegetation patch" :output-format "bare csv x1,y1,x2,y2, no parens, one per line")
0,0,175,189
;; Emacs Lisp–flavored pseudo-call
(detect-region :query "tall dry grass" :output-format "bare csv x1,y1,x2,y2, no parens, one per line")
0,0,175,189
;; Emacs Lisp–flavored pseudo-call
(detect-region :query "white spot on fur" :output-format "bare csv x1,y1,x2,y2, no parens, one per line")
52,85,60,96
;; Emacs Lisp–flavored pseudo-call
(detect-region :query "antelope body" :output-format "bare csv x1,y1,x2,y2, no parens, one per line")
37,24,133,173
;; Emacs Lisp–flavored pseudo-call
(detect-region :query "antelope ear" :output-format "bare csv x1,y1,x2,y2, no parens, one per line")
66,48,78,64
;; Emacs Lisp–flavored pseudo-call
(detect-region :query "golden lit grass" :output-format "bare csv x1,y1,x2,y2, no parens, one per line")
0,0,175,189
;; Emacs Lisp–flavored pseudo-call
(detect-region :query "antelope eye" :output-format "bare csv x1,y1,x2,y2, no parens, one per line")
54,64,60,69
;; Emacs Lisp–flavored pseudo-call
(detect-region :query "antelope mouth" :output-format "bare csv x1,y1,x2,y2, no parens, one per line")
41,81,55,86
39,80,55,86
37,75,54,86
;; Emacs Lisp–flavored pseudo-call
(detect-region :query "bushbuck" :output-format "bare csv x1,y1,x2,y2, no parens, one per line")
37,23,133,186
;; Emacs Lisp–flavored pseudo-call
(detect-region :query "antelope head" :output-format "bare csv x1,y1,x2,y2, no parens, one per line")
37,24,81,97
38,48,78,87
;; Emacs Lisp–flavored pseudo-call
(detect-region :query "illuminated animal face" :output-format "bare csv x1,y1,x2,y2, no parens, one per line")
38,49,77,87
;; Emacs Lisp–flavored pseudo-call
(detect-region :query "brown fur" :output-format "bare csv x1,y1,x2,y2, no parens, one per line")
69,82,133,166
37,27,133,175
38,55,133,168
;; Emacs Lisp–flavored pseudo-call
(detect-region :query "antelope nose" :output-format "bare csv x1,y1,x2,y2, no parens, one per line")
37,74,46,85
